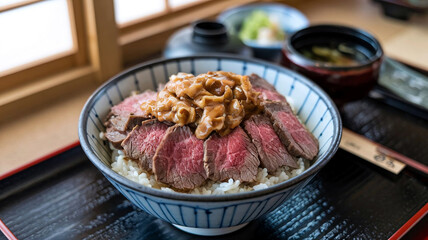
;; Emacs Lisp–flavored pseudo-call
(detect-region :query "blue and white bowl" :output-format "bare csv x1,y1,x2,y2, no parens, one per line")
78,54,342,236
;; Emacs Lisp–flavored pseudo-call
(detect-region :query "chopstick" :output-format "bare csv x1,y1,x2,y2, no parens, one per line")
376,146,428,176
340,128,428,176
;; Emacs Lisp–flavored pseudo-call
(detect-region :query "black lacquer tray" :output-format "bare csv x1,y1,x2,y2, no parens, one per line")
1,96,427,240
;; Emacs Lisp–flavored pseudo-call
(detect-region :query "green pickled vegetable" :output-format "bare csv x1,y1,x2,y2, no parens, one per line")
239,11,285,43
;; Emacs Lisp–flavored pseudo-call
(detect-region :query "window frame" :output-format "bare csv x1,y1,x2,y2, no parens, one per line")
0,0,88,91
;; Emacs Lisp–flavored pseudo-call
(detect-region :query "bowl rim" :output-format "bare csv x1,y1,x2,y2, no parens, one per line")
284,24,384,71
78,53,342,202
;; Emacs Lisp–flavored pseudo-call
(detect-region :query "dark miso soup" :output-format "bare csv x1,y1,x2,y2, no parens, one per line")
298,42,370,67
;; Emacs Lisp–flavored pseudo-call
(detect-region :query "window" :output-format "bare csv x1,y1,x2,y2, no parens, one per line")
113,0,202,26
113,0,166,25
0,0,87,91
168,0,203,9
0,0,73,73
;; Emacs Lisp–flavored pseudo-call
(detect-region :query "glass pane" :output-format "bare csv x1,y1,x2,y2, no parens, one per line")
168,0,202,8
0,0,73,72
114,0,165,25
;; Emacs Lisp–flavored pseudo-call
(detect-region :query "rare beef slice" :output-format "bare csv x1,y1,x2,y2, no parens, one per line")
204,126,260,182
153,125,207,190
104,90,157,148
121,119,169,172
244,115,298,172
263,100,319,160
249,74,287,102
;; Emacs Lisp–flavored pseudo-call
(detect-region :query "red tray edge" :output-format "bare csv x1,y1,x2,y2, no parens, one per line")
389,202,428,240
0,141,80,182
0,219,18,240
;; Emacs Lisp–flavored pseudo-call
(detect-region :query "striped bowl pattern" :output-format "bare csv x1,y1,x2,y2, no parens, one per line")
79,55,341,234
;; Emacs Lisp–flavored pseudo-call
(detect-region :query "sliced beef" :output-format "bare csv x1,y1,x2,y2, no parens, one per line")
104,90,157,148
121,120,169,172
106,90,157,132
153,125,206,190
204,126,260,182
263,101,319,160
244,115,298,172
249,74,276,91
250,74,317,159
255,88,287,102
105,130,128,149
249,73,287,102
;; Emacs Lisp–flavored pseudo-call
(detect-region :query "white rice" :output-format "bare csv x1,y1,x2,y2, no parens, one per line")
111,149,307,195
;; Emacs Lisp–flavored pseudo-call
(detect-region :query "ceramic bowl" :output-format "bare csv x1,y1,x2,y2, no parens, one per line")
218,3,308,61
281,24,384,106
78,54,342,236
